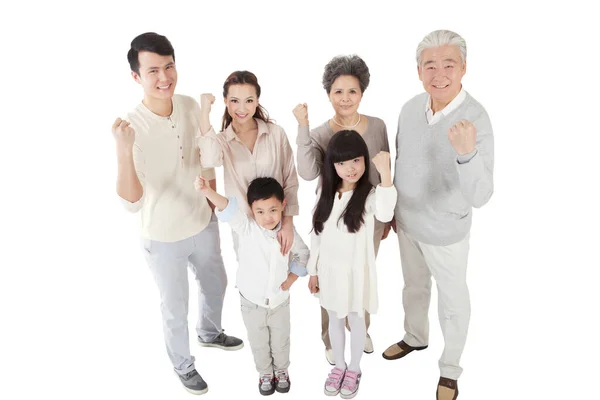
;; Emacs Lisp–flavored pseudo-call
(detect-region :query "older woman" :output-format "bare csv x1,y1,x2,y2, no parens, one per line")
293,55,391,364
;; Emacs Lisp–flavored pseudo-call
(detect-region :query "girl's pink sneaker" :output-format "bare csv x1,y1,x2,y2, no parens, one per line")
340,370,362,399
324,367,346,396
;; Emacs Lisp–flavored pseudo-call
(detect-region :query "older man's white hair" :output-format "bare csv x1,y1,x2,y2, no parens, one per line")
416,30,467,65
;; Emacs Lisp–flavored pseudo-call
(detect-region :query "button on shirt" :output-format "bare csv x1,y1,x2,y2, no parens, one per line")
120,94,216,242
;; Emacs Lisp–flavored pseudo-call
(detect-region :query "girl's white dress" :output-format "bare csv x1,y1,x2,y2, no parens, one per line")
307,185,397,318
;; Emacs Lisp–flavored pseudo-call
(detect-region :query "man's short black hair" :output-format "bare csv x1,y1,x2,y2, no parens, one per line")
127,32,175,74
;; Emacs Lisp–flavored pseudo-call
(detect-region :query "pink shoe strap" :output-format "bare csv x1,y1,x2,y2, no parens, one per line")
342,370,360,390
327,367,345,383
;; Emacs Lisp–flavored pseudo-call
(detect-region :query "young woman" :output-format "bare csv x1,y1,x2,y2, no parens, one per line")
197,71,299,255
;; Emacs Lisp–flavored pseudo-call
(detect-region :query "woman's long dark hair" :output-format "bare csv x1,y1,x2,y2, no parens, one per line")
312,130,373,235
221,70,272,131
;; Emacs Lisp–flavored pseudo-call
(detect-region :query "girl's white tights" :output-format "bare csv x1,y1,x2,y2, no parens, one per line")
327,310,366,372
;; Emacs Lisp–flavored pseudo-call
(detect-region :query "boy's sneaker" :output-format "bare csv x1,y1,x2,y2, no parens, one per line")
259,374,276,396
197,330,244,351
324,367,346,396
340,370,362,399
177,369,208,395
274,369,291,393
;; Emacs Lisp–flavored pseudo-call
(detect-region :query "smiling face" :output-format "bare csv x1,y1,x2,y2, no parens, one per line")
418,45,466,111
225,84,258,125
334,156,366,188
251,196,286,230
328,75,363,118
132,51,177,101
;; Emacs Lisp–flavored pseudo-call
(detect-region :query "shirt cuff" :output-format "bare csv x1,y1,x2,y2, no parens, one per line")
296,125,311,146
289,261,308,277
202,167,216,181
284,204,299,216
197,125,217,138
215,196,238,222
307,258,318,276
119,192,144,213
457,149,478,164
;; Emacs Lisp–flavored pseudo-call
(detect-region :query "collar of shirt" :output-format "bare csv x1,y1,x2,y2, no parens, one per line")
223,118,270,142
337,189,354,200
425,87,466,125
137,96,179,122
261,221,282,239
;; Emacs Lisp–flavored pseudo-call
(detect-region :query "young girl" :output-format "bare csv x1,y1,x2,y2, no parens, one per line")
307,130,396,398
196,71,299,255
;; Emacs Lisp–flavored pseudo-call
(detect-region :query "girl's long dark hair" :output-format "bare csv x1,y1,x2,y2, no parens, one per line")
312,130,373,235
221,70,272,131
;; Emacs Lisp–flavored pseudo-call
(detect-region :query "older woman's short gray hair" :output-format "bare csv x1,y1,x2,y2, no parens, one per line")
416,30,467,65
322,55,370,94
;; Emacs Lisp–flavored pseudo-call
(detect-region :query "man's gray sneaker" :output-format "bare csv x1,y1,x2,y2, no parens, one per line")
259,374,275,396
177,369,208,395
197,331,244,350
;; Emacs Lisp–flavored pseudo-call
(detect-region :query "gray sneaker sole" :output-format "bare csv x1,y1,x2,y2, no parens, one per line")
275,381,290,393
197,338,244,351
184,386,209,396
175,372,208,396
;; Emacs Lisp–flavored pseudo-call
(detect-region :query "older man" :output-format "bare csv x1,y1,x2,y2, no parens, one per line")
383,30,494,400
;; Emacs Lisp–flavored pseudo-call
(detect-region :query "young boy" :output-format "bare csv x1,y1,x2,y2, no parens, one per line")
195,176,309,396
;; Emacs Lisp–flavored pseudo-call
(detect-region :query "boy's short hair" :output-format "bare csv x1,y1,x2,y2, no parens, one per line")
127,32,175,74
247,177,284,206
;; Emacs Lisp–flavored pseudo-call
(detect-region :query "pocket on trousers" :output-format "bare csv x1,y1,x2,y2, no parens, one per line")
240,293,258,313
141,238,153,255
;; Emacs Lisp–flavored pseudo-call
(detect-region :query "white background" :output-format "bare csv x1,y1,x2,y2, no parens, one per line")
1,1,598,399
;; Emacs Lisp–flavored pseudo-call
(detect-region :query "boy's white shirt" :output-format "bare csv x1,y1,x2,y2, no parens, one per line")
215,197,309,309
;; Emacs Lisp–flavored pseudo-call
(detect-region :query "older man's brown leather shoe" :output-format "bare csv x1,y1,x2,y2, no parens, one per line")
436,377,458,400
381,340,428,360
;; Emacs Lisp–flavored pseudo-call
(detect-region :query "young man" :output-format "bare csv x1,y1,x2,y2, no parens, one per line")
112,32,243,396
195,176,309,396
